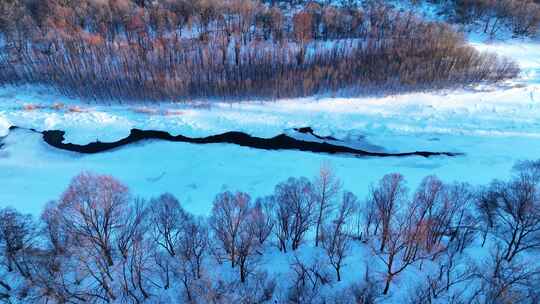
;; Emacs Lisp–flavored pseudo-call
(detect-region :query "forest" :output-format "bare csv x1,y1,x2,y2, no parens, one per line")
0,0,520,101
422,0,540,37
1,161,539,303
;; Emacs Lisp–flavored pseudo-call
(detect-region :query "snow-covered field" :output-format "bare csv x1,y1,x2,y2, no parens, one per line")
1,39,540,216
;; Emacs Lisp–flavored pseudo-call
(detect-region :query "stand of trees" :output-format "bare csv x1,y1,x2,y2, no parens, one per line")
409,0,540,37
0,0,518,102
1,160,540,303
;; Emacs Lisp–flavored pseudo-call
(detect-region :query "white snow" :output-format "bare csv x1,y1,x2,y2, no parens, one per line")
0,38,539,216
0,113,10,137
0,25,539,303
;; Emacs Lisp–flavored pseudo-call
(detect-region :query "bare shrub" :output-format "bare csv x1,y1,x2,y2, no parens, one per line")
231,271,276,303
347,268,382,304
288,254,332,304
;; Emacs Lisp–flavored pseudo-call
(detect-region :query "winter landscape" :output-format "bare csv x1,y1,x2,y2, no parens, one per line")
1,0,540,303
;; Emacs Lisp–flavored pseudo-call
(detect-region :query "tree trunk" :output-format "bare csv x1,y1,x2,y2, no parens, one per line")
383,274,393,295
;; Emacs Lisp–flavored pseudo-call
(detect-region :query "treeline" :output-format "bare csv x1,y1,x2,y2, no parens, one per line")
0,0,518,101
1,161,540,303
413,0,540,37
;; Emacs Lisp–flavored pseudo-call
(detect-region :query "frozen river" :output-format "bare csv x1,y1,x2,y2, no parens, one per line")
1,40,540,216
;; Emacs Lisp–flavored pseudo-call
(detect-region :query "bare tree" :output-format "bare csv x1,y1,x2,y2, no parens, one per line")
6,162,540,302
116,199,154,303
347,266,382,304
410,242,475,303
173,214,209,303
361,195,379,241
232,271,276,303
33,201,89,303
273,177,316,252
482,171,540,261
0,208,38,301
273,191,292,253
322,191,357,282
235,211,261,283
375,214,416,295
0,208,37,277
288,254,331,303
152,250,173,291
117,198,147,260
373,184,445,295
117,235,154,303
148,192,202,295
513,159,540,182
0,0,517,102
376,177,477,296
56,172,131,302
209,191,251,267
178,215,209,280
406,175,446,258
470,245,540,303
369,173,408,252
252,196,274,246
407,177,475,258
445,183,477,254
148,193,190,258
475,184,499,247
40,201,69,256
313,163,342,247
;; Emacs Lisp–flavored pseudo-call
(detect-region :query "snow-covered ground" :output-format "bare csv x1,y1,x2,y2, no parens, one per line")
1,39,540,216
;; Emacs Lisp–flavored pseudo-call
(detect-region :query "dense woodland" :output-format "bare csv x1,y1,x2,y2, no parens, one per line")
0,0,519,101
421,0,540,37
1,161,540,303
